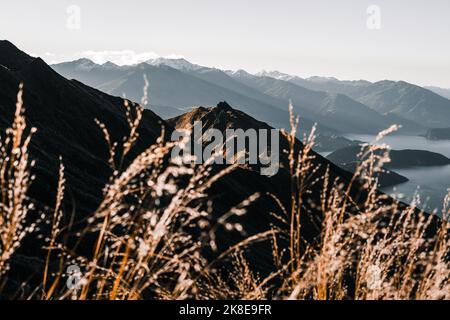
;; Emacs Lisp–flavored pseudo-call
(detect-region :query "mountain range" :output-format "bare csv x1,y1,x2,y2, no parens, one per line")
52,57,450,142
259,71,450,129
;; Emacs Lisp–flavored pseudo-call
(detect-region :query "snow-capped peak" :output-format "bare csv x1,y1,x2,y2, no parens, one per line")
71,58,98,71
101,61,119,69
146,57,203,71
226,69,254,78
255,70,293,81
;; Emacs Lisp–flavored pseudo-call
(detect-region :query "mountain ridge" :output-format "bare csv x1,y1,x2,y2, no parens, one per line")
51,57,450,146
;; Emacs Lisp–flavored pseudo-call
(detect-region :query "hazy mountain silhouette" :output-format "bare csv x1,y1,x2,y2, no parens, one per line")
328,146,450,169
253,72,450,133
258,71,373,97
54,59,289,127
228,72,410,134
425,86,450,100
52,59,358,152
53,58,450,137
425,127,450,140
263,72,448,132
347,81,450,129
51,58,132,86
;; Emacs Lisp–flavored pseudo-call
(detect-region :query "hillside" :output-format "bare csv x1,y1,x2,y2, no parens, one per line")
0,40,165,215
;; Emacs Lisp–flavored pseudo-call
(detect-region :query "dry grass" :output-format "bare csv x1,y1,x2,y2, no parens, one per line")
0,84,36,277
0,85,448,300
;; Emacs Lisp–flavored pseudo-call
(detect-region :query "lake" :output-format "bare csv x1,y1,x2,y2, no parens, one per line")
342,134,450,214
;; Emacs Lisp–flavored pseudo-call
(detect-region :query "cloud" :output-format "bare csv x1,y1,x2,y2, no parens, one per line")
80,50,160,65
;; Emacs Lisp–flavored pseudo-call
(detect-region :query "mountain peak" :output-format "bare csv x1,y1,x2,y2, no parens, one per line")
146,57,203,71
0,39,34,70
52,58,98,71
0,39,17,50
101,61,118,67
76,57,95,64
228,69,253,78
256,70,293,80
72,58,97,69
216,101,233,111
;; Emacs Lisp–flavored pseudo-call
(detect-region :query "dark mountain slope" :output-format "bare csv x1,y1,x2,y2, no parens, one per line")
168,101,427,240
0,40,34,70
0,42,164,216
168,101,358,242
0,41,175,295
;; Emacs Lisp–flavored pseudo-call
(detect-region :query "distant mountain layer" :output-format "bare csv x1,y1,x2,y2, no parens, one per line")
51,57,450,155
328,146,450,169
53,59,369,151
346,81,450,129
426,86,450,100
281,76,450,130
426,127,450,140
228,71,421,135
53,60,292,129
256,72,450,131
53,58,428,137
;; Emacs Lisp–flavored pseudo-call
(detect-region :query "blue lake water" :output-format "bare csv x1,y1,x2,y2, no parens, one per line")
341,134,450,214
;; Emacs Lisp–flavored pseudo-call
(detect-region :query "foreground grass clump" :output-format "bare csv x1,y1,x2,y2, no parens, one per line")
0,87,448,300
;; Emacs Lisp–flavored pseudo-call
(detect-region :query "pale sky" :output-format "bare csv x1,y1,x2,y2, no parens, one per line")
1,0,449,87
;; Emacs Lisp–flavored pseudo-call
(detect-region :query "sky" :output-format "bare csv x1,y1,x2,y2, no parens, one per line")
1,0,450,87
